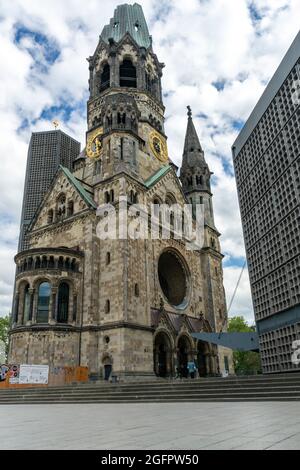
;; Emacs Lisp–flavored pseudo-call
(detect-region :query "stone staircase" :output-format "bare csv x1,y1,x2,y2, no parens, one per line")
1,374,300,403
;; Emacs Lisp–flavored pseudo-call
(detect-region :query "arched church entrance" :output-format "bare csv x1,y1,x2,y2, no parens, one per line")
177,335,192,378
102,354,113,381
197,340,208,377
154,331,172,377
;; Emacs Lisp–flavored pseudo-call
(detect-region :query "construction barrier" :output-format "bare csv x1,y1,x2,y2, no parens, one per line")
0,364,88,389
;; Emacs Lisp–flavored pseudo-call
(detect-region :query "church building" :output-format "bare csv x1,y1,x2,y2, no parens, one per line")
9,3,232,380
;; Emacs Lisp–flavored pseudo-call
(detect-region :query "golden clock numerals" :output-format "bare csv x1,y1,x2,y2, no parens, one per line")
86,127,103,159
150,131,168,162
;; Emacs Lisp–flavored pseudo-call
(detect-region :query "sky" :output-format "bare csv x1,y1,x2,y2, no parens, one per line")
0,0,299,323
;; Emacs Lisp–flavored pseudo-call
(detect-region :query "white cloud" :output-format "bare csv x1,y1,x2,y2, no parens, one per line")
0,0,299,319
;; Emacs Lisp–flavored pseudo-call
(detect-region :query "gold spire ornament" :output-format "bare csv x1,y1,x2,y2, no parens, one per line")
53,120,59,130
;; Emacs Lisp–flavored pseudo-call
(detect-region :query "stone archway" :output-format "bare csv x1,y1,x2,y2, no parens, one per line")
154,331,172,377
177,335,192,378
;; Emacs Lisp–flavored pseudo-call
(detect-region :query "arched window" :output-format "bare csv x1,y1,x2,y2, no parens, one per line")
153,198,161,219
196,175,203,185
57,194,66,220
120,59,137,88
117,112,126,125
47,209,53,224
129,190,136,203
67,200,74,216
57,282,69,323
100,63,110,91
58,256,64,269
41,256,47,268
35,257,41,269
23,284,31,324
36,282,51,323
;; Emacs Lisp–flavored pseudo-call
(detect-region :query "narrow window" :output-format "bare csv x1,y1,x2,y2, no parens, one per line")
36,282,51,323
120,59,137,88
67,200,74,216
105,299,110,314
134,283,139,297
100,63,110,92
57,282,69,323
47,209,53,224
106,252,111,265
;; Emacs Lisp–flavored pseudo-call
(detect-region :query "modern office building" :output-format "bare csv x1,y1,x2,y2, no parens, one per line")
232,31,300,373
18,130,80,251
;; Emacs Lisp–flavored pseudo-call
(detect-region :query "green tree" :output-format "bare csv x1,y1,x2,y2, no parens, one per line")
0,315,10,362
228,316,261,375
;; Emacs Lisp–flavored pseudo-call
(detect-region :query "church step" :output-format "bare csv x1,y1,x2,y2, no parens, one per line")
2,374,300,403
2,383,300,398
1,388,300,402
2,374,300,392
2,378,300,395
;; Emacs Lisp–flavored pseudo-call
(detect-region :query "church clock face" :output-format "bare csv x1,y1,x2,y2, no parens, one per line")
86,127,103,159
150,131,168,163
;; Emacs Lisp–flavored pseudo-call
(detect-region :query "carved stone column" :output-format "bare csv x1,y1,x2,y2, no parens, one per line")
109,43,118,87
17,290,24,326
28,288,35,324
137,50,146,90
49,287,58,324
72,294,78,323
13,292,20,326
31,289,38,324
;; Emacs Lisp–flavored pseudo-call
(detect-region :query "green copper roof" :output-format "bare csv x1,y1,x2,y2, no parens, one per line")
60,166,97,209
100,3,151,49
145,164,171,188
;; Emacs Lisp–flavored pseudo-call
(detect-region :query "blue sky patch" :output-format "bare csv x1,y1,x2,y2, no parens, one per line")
224,255,246,268
14,23,60,66
212,80,226,91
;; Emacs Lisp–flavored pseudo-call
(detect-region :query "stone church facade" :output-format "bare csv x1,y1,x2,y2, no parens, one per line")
9,4,233,380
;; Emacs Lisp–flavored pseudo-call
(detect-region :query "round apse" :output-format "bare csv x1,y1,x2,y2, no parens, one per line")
158,250,189,308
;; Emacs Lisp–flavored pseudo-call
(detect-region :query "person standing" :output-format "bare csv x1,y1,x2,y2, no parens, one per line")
187,360,197,379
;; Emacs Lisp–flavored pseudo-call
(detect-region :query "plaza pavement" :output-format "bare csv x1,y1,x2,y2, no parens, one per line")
1,402,300,450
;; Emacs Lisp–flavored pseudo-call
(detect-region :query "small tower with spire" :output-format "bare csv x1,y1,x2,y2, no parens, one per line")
180,106,215,229
180,106,226,332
